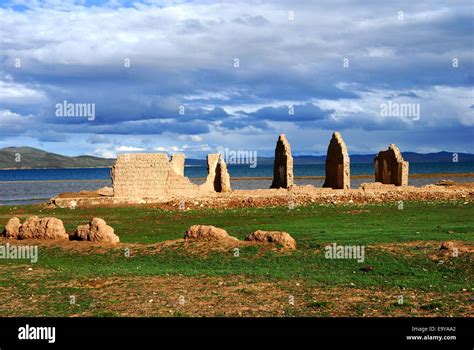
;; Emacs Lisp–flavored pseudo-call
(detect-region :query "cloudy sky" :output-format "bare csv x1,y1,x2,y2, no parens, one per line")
0,0,473,158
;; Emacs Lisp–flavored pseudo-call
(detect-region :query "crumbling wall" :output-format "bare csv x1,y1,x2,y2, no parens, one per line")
374,144,409,186
170,154,185,176
323,132,350,189
111,153,199,198
111,152,232,198
270,134,294,189
200,154,232,192
217,160,232,192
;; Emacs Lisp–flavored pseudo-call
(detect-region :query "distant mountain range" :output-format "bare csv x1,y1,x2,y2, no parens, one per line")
0,147,473,170
0,147,115,169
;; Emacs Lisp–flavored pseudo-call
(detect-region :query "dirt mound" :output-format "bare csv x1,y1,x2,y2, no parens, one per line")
438,241,471,256
245,230,296,250
372,240,473,262
50,180,474,210
2,217,21,238
71,218,120,244
184,225,238,241
16,216,69,240
161,238,251,257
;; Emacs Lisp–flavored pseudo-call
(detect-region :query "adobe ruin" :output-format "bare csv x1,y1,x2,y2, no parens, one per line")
374,144,409,186
270,134,294,189
111,153,231,198
323,132,350,189
200,154,232,193
49,132,419,209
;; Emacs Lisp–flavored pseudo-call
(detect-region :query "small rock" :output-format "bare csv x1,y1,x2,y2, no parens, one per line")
435,179,456,187
96,187,113,196
360,266,374,272
68,200,77,210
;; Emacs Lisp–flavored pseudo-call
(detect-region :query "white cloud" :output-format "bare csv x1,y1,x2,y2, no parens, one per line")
116,145,145,152
0,80,48,105
0,1,472,154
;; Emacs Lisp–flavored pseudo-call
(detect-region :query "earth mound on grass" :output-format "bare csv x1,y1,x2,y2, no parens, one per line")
13,216,69,240
438,241,470,256
425,241,474,262
2,217,21,238
184,225,238,241
71,218,120,244
244,230,296,250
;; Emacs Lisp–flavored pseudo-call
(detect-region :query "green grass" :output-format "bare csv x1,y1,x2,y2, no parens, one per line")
0,201,472,292
0,201,472,316
2,201,472,245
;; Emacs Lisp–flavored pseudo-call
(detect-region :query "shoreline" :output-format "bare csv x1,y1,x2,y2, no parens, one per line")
231,173,474,181
0,166,113,170
0,172,473,184
1,162,474,171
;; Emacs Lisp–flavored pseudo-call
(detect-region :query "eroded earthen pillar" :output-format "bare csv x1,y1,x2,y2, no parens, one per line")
323,132,350,189
170,153,185,176
270,134,294,189
374,144,409,186
201,154,232,192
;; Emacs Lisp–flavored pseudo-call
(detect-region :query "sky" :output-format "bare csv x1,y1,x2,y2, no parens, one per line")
0,0,473,158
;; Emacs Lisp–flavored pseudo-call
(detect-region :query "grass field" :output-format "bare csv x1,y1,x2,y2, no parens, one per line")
0,201,472,317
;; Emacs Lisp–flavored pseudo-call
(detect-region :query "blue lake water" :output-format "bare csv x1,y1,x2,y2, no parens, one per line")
0,162,473,205
1,162,473,181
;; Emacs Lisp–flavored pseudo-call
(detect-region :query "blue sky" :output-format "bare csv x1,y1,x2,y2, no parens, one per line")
0,0,473,158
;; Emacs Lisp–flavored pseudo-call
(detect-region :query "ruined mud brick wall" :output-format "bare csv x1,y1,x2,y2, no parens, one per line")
216,160,232,192
170,154,185,176
111,153,199,198
270,134,294,189
200,154,232,192
323,132,350,189
374,144,409,186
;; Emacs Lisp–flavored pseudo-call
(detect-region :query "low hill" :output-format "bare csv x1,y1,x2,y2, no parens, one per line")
0,147,472,169
0,147,115,169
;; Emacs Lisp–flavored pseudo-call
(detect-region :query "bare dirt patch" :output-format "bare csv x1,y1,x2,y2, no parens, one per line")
371,240,474,260
343,209,371,215
0,271,470,317
0,236,268,258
